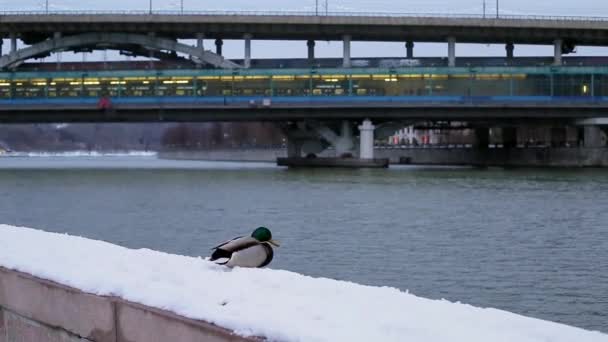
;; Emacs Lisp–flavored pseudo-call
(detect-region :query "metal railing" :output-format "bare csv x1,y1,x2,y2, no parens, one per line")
0,10,607,22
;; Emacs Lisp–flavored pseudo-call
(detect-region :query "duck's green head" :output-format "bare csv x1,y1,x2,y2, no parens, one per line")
251,227,280,247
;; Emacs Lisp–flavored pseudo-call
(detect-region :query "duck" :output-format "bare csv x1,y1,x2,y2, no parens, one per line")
210,227,280,268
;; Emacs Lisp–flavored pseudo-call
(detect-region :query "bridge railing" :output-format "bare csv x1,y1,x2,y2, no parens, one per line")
0,10,607,22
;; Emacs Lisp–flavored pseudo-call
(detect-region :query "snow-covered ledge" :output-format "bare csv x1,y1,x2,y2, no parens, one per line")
0,225,606,342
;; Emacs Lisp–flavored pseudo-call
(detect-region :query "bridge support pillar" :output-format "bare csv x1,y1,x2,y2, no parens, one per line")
147,32,156,69
502,127,517,148
343,35,351,68
244,33,252,68
9,33,17,54
359,119,375,160
583,126,606,148
287,139,303,158
506,42,514,59
550,127,567,147
54,32,63,70
215,39,223,56
196,33,204,50
406,41,414,59
473,127,490,149
196,33,205,67
447,36,456,67
307,40,315,63
554,39,563,66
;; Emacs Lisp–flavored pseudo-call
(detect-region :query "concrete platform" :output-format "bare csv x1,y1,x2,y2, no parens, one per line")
277,157,389,168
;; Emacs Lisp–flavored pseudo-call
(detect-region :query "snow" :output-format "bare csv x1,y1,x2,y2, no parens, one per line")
0,225,606,342
4,151,156,158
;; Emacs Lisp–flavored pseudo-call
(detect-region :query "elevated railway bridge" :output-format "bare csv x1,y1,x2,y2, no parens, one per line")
0,11,607,159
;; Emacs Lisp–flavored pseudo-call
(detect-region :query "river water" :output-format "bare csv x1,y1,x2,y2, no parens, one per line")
0,155,606,332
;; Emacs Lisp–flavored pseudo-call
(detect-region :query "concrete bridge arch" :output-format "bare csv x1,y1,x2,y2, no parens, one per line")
0,32,241,70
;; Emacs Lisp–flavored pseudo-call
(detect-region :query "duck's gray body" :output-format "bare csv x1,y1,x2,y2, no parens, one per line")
210,236,274,268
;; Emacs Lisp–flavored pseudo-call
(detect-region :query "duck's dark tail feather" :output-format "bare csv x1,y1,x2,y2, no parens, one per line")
210,248,232,264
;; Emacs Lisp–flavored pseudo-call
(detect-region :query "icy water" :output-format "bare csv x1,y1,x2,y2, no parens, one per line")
0,156,606,333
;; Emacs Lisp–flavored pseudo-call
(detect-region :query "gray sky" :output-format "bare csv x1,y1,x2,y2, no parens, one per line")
3,0,608,61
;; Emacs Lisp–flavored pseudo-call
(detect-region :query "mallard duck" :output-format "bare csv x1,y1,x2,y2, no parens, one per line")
210,227,280,268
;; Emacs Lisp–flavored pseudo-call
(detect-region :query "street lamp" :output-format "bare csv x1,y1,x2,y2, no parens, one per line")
149,0,153,14
315,0,318,15
483,0,486,18
325,0,328,15
181,0,184,14
44,0,49,13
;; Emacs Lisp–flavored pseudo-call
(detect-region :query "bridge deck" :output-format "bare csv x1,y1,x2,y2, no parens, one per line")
1,12,608,45
0,96,607,123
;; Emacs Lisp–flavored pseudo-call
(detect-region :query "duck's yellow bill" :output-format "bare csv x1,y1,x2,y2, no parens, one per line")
268,239,281,247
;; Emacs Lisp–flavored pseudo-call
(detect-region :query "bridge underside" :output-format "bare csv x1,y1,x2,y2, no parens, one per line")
0,102,607,123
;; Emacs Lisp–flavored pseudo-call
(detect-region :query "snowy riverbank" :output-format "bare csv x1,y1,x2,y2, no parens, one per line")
0,225,606,342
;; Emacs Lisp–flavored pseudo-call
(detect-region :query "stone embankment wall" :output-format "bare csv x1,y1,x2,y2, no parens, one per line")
159,149,286,162
0,267,255,342
160,148,608,167
378,147,608,167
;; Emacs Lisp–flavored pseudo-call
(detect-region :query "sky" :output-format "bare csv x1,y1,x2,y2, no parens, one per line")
2,0,608,61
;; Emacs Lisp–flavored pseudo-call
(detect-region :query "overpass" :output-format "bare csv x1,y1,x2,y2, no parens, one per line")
1,11,608,69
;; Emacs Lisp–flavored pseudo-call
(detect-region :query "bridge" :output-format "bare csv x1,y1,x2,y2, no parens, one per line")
1,11,608,69
0,11,607,164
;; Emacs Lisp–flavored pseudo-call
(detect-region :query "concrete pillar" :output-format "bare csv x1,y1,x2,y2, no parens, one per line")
244,33,252,68
550,127,567,147
287,139,302,158
196,33,204,50
54,32,63,70
359,119,375,160
506,42,514,59
584,126,604,148
474,127,490,149
447,36,456,67
554,39,563,66
307,40,315,62
406,40,414,59
342,35,351,68
10,33,17,54
147,32,155,69
502,127,517,148
215,39,223,56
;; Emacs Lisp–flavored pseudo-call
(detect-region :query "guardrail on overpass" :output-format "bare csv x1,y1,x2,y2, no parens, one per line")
0,10,607,21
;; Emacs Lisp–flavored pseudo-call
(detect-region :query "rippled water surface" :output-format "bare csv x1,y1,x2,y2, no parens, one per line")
1,156,606,332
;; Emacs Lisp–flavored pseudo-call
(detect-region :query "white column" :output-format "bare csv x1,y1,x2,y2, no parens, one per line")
554,39,563,66
447,36,456,67
343,34,351,68
244,33,252,68
359,119,375,160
